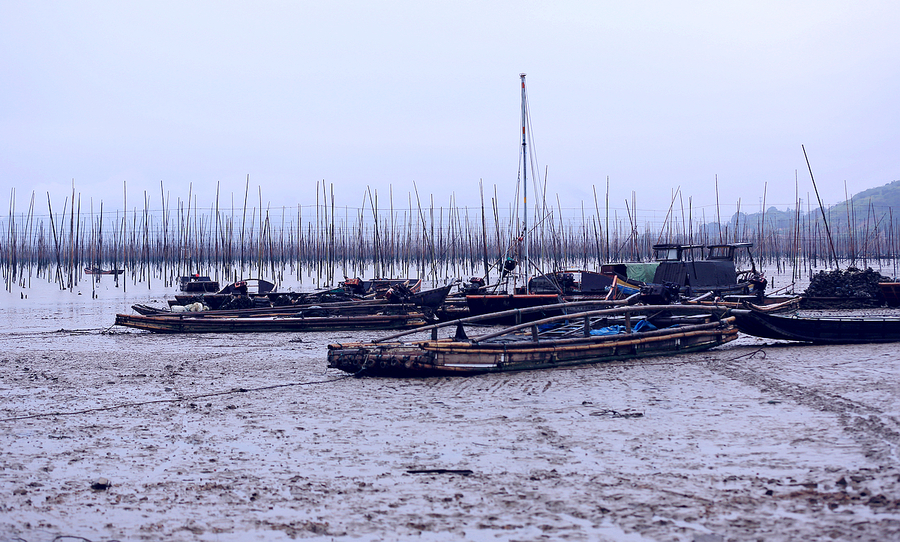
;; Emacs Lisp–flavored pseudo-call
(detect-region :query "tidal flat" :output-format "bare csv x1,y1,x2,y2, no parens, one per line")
1,278,899,541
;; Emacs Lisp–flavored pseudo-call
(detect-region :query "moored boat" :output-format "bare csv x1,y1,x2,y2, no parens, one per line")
84,266,125,276
171,278,278,309
114,304,431,333
327,304,737,377
730,308,900,344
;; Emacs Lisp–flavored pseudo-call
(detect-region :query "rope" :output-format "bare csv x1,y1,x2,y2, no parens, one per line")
0,372,358,423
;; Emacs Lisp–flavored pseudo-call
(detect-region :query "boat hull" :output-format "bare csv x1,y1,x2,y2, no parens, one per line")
114,312,429,333
731,309,900,343
328,319,737,376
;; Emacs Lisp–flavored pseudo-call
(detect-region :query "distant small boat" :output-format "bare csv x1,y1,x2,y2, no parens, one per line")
731,308,900,344
84,267,124,276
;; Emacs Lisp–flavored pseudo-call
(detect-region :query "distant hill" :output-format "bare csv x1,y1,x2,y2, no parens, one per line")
724,180,900,235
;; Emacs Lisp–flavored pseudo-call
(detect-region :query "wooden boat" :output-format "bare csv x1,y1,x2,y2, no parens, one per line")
141,283,453,316
84,267,124,276
684,293,801,313
171,278,278,309
115,303,432,333
527,270,613,297
327,304,737,377
406,282,454,311
650,242,766,297
340,277,421,298
730,308,900,344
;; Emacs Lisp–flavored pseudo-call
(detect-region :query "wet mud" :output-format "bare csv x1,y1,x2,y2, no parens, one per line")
1,285,900,541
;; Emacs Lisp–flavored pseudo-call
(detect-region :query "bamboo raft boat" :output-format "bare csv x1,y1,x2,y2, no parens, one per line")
327,304,736,377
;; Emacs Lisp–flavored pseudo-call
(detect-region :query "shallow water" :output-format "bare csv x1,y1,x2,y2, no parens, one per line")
1,273,900,541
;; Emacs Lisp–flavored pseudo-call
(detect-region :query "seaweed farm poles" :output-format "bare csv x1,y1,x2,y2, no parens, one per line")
7,183,900,293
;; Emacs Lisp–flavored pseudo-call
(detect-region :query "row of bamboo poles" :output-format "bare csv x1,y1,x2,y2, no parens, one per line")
3,180,899,292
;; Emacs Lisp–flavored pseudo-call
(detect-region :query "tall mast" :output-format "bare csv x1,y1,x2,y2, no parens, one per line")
520,73,528,294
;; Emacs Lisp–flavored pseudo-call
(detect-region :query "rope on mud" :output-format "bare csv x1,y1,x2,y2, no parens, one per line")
0,371,360,423
723,347,767,361
0,328,110,340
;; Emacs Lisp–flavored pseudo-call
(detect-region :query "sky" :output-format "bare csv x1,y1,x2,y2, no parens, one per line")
2,1,898,227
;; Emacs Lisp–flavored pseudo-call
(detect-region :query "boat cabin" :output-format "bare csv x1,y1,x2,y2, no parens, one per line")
178,274,220,293
651,243,753,295
652,244,705,262
217,278,277,296
706,242,752,261
528,270,613,295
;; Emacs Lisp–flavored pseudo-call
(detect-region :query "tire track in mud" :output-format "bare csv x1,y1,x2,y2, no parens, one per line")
417,373,557,397
705,349,900,464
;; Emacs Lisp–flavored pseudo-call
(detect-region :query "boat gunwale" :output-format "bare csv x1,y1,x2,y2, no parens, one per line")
329,318,737,355
375,294,643,343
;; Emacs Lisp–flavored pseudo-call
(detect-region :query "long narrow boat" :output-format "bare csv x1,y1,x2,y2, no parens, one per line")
730,308,900,343
84,267,125,276
327,304,737,377
115,310,430,333
129,283,454,319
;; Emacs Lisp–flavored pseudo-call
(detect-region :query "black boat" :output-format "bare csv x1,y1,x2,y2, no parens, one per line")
171,278,277,309
650,242,765,297
178,274,220,293
730,308,900,344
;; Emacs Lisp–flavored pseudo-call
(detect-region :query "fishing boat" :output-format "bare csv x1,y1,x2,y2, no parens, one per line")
115,300,433,333
341,277,421,298
527,270,615,297
327,304,737,377
84,267,124,276
135,282,453,316
171,278,277,308
649,242,766,297
683,292,801,313
730,308,900,344
463,74,561,323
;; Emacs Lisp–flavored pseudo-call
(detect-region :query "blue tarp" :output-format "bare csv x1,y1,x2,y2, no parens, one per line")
590,325,626,336
589,320,658,336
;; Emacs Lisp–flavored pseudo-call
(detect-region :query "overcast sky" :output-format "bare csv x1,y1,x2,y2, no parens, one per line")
2,1,898,225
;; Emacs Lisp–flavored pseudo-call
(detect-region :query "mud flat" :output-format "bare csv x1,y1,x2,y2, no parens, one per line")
1,295,900,540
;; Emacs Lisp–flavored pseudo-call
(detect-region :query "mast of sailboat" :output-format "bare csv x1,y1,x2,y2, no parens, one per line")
520,73,529,294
